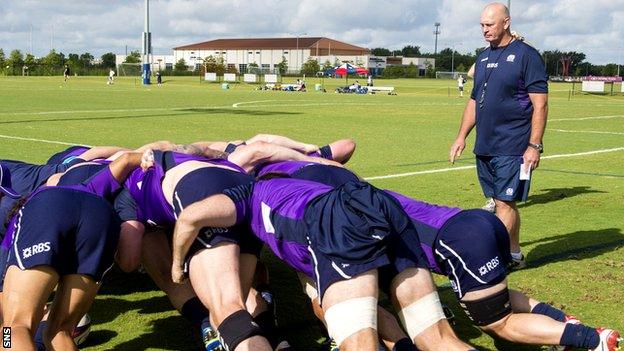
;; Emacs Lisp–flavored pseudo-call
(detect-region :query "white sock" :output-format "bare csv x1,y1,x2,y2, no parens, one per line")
511,251,523,260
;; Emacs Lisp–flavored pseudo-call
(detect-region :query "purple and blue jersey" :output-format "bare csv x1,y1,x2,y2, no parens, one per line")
2,166,123,251
125,151,246,227
471,40,548,156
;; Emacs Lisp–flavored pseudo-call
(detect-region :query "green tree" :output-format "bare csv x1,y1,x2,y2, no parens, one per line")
248,62,259,74
101,52,116,68
301,58,320,76
0,49,6,72
276,56,288,75
401,45,421,57
371,47,392,56
7,50,24,74
79,52,94,68
124,50,141,63
174,58,188,73
41,49,63,69
322,60,333,71
24,53,36,68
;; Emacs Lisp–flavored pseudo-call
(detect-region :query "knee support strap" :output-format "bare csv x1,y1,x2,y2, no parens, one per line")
217,310,263,351
397,291,446,339
324,296,377,346
459,287,512,326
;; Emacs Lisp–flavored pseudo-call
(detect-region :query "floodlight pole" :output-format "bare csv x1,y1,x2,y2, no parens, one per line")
434,23,441,55
142,0,151,85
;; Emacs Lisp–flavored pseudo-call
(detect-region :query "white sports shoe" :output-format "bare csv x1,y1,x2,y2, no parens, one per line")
482,198,496,213
590,328,621,351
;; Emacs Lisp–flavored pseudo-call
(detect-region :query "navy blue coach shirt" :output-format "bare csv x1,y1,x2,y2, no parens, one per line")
471,39,548,156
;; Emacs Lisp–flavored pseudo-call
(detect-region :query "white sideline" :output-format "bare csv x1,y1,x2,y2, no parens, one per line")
550,115,624,122
0,134,90,147
551,129,624,136
365,147,624,180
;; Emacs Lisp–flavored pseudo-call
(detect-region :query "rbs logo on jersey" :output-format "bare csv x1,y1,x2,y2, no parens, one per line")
478,256,500,276
22,242,51,259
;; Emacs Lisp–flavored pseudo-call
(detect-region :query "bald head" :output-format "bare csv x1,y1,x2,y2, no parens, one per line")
480,2,512,47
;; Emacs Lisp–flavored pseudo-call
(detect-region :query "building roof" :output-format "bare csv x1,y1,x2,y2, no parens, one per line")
173,37,369,54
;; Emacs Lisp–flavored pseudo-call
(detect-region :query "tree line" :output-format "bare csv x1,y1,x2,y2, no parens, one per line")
371,45,622,77
0,48,119,76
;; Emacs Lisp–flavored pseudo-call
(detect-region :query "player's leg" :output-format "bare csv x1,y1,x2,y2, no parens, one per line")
299,272,414,350
493,199,520,254
43,274,99,351
189,242,272,351
2,266,58,351
321,270,379,351
391,267,473,351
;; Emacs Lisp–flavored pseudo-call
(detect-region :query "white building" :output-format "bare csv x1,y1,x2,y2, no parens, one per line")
173,37,371,73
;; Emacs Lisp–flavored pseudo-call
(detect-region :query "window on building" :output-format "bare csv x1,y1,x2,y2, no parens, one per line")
165,63,173,70
248,51,253,55
283,51,289,54
261,64,270,73
239,64,247,73
256,51,260,54
195,63,202,71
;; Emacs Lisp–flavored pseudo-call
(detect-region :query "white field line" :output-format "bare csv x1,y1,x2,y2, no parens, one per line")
0,134,91,147
550,115,624,122
0,105,233,116
551,129,624,136
365,147,624,180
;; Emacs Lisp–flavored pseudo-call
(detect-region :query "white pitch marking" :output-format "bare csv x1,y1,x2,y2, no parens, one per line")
550,115,624,122
551,129,624,136
365,147,624,180
0,106,234,116
0,134,90,147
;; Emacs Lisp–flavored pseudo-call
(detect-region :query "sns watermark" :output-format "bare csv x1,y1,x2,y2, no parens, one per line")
3,327,10,348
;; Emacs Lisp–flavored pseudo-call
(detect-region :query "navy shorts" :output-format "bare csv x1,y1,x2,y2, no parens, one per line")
476,155,530,202
172,167,262,258
46,146,90,165
292,164,359,188
305,181,428,301
435,209,511,299
6,188,120,282
58,163,108,186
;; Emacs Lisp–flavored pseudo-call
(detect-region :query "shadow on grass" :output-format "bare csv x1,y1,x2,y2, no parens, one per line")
519,186,607,208
109,316,202,351
99,268,160,296
524,228,624,269
0,108,300,125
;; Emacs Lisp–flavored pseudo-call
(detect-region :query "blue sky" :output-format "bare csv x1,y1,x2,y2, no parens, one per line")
0,0,622,64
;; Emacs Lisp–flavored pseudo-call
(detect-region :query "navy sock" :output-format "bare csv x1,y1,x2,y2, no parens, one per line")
180,297,211,330
531,302,566,322
34,321,47,351
393,337,417,351
560,323,600,349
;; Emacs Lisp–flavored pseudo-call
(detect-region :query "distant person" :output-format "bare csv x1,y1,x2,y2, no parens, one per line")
63,65,70,82
457,74,466,97
449,2,548,270
367,74,373,86
156,71,162,86
108,69,116,85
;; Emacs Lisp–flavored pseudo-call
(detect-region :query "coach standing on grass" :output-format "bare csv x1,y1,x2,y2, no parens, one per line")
449,2,548,269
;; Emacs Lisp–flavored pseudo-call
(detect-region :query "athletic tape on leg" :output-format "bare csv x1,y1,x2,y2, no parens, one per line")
324,296,377,345
398,291,446,339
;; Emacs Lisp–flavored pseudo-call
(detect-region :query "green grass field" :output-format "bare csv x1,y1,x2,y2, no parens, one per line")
1,75,622,351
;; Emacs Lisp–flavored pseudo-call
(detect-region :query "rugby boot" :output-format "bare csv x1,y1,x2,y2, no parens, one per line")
202,326,223,351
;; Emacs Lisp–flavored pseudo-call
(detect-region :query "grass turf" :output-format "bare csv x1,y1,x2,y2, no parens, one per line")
0,75,622,351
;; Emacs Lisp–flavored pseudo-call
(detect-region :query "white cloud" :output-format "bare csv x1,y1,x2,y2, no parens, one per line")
0,0,622,64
